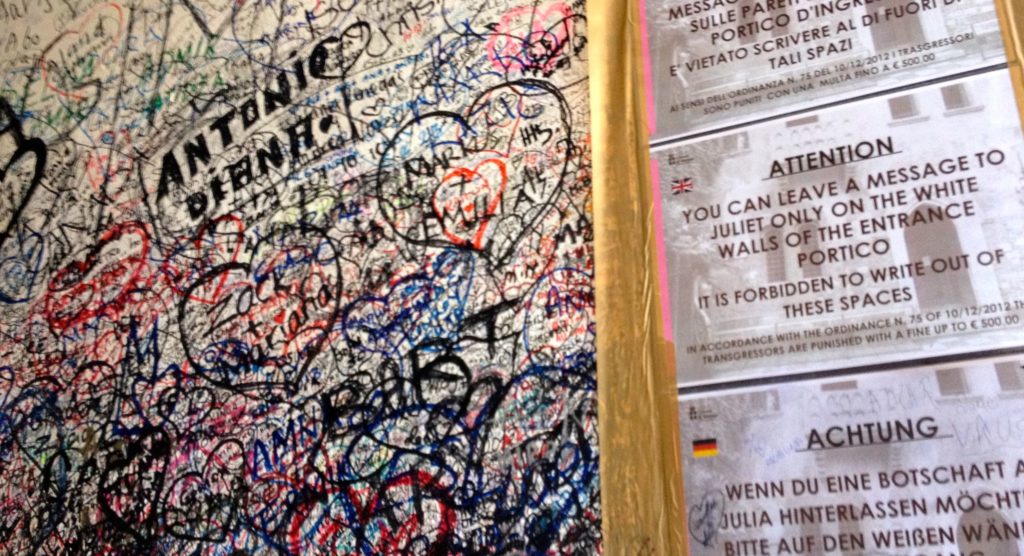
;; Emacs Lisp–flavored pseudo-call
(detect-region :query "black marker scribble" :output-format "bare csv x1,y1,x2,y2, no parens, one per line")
688,490,726,548
0,0,596,553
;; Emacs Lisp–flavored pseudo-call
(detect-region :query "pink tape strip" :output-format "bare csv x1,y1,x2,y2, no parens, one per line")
649,162,674,341
640,1,671,339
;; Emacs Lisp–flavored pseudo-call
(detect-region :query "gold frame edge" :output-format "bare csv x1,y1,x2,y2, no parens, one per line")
588,0,687,553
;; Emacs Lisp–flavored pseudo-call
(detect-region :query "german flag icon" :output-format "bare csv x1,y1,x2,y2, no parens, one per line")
693,438,718,458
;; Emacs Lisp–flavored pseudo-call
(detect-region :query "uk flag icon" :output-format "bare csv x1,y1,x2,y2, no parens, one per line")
672,177,695,195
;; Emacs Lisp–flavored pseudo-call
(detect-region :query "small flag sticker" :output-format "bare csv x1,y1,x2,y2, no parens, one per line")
672,177,695,195
693,438,718,458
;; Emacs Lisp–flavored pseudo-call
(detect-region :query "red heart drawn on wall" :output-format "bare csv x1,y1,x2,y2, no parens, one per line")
39,3,125,101
163,214,245,305
43,221,150,331
432,159,507,250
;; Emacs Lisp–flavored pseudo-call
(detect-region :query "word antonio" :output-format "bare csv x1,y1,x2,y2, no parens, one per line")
806,416,939,450
154,35,351,219
769,136,896,179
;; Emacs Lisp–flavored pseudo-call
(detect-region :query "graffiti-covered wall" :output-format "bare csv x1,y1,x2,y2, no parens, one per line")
0,1,597,553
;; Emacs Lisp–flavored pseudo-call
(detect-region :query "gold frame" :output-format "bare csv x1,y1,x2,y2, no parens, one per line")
589,0,687,553
997,0,1024,131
